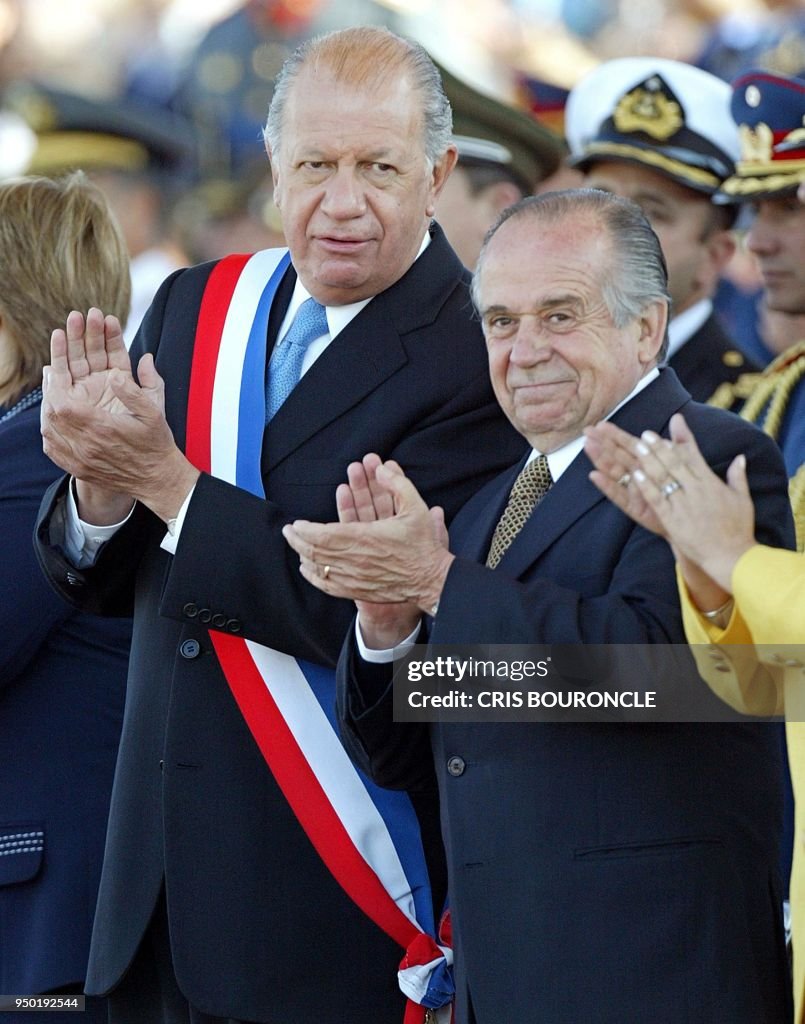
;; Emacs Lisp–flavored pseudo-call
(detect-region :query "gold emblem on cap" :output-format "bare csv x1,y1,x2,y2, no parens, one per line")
738,122,773,164
613,83,683,141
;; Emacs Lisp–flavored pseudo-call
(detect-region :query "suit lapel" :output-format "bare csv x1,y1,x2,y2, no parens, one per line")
491,369,692,576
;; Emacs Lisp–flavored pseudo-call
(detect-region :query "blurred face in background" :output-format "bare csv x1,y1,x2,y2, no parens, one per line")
435,163,523,270
746,193,805,316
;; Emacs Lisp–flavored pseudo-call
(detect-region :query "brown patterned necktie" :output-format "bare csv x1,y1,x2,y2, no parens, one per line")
485,454,553,568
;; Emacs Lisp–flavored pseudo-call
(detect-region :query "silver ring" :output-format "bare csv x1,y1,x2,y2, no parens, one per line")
322,564,331,580
617,472,631,488
661,479,682,499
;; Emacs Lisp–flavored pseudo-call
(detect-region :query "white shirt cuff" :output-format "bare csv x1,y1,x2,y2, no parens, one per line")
159,485,196,555
354,616,421,663
65,479,136,567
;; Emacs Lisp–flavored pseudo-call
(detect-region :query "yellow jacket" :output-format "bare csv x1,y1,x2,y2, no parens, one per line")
681,545,805,1022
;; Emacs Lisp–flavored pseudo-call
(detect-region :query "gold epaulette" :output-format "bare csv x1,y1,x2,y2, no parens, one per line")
707,372,765,410
728,342,805,552
739,341,805,441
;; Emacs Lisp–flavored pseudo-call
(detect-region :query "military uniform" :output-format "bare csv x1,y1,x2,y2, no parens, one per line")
565,57,759,405
713,70,805,549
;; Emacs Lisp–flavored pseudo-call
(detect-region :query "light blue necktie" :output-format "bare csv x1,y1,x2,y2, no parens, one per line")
265,297,328,422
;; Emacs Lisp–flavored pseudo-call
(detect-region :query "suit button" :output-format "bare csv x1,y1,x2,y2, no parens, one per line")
226,618,242,634
211,613,227,629
183,603,199,618
197,608,212,624
65,570,84,587
159,759,164,772
179,639,201,659
446,756,466,777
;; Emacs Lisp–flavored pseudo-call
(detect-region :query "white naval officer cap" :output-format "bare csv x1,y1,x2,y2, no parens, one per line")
565,57,740,195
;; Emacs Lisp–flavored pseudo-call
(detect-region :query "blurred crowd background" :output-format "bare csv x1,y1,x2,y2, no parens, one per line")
1,0,803,339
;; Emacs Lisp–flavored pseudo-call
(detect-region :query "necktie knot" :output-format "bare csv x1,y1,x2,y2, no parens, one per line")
266,297,328,422
486,454,552,569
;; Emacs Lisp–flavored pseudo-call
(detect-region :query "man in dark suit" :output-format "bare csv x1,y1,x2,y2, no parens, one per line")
34,26,525,1024
285,190,794,1023
565,56,759,404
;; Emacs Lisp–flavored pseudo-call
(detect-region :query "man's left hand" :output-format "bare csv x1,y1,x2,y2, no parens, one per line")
282,461,454,613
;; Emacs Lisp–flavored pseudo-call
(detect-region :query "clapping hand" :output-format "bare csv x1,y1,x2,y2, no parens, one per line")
584,413,756,597
283,456,453,648
41,308,199,525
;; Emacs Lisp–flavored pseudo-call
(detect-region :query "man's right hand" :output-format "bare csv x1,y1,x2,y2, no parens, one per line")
42,309,137,524
42,307,179,526
336,454,435,650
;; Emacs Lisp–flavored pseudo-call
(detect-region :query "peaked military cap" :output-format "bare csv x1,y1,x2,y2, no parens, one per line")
565,57,739,194
2,80,195,179
716,69,805,202
436,60,564,192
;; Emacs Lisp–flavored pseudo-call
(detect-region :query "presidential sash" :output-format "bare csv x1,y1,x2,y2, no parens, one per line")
185,250,453,1024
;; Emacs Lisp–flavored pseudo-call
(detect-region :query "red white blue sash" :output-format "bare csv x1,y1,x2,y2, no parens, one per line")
185,250,453,1024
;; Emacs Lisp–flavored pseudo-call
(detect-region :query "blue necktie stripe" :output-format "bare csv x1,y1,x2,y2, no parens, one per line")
265,297,328,422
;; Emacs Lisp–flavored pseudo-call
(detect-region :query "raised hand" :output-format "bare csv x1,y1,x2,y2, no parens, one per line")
585,413,756,601
329,455,449,648
584,420,667,538
622,414,756,591
47,308,133,414
42,308,199,526
283,460,454,643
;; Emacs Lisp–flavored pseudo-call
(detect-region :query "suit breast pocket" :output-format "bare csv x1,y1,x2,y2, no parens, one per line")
0,822,45,886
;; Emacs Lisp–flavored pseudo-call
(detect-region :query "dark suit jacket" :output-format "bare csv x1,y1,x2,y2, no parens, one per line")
338,369,794,1024
1,400,129,996
669,311,759,405
34,225,527,1020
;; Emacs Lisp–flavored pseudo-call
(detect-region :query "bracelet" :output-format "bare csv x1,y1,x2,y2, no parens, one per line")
701,597,734,629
